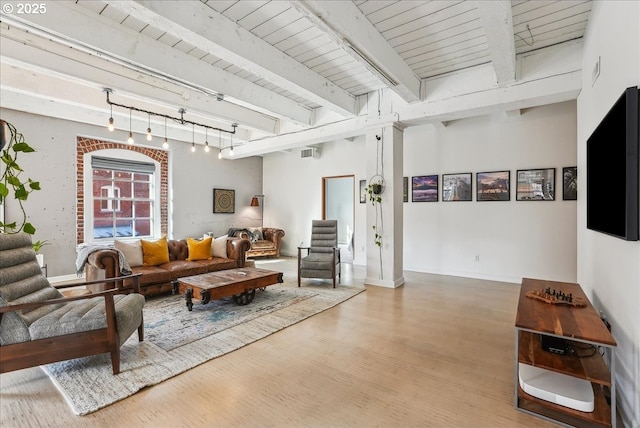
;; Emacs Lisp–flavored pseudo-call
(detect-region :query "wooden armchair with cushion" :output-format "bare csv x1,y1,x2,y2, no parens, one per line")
0,233,146,375
297,220,341,288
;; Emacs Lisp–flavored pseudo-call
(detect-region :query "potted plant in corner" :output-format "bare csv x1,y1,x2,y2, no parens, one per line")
33,239,50,268
0,119,41,235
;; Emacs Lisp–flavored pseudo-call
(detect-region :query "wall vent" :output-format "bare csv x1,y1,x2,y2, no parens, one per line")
300,147,320,159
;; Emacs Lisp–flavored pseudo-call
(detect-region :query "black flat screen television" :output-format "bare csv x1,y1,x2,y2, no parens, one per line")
586,86,639,241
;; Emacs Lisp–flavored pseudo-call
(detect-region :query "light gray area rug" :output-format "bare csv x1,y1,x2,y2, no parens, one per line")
42,281,364,415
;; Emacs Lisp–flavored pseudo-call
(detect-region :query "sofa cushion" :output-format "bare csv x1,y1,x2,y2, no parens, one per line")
141,237,170,266
0,295,31,345
159,260,208,280
195,257,238,272
28,294,145,346
251,240,276,250
248,227,264,241
212,235,228,258
130,265,172,285
187,237,212,261
114,239,143,267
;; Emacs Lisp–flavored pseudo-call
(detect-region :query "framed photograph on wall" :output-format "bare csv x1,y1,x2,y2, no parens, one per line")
442,173,472,201
516,168,555,201
403,177,408,202
476,171,510,201
213,188,235,213
412,175,438,202
562,166,577,200
359,180,366,203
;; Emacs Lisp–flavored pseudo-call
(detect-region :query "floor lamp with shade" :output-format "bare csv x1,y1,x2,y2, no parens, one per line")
251,194,265,228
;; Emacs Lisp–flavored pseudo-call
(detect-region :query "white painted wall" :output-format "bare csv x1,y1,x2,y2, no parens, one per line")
577,2,640,426
0,109,262,277
264,101,578,285
403,102,577,283
262,140,366,260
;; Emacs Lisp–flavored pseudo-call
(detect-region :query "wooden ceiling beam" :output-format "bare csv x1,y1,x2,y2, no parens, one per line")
1,3,313,129
106,0,356,117
294,1,421,103
476,0,517,85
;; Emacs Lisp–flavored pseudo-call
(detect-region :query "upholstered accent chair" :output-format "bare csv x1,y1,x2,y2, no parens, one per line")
0,233,145,375
297,220,341,288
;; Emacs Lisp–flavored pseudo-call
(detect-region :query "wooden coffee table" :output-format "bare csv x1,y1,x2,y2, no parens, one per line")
176,267,284,311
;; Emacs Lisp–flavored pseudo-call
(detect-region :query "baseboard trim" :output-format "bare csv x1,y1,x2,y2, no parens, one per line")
364,276,404,288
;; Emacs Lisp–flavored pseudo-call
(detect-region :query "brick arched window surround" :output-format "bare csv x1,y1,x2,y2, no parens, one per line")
76,137,168,245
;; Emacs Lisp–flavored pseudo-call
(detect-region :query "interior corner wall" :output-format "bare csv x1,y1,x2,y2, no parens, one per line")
262,138,367,262
0,109,262,278
577,2,640,426
264,101,577,284
403,101,577,284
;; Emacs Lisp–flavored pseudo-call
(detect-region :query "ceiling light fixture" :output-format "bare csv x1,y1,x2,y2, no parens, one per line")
146,114,152,141
218,129,223,159
162,117,169,149
191,124,196,152
103,88,237,147
127,109,134,144
108,102,114,131
204,128,210,152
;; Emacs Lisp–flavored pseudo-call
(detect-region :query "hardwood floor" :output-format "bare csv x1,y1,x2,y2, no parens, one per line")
0,258,556,428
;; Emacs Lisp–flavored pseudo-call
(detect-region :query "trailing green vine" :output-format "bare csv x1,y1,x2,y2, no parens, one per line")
0,120,40,234
366,133,385,279
365,180,383,247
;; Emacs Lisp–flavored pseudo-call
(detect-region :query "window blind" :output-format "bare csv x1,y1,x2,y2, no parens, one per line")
91,156,155,174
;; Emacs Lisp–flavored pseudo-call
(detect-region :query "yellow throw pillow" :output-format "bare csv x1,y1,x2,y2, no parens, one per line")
140,237,170,266
187,237,212,261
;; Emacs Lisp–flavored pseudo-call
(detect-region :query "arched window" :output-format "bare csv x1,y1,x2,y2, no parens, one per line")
83,150,161,241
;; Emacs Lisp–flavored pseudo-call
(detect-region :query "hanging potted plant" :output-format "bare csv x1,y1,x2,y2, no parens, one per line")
365,172,385,279
0,119,41,234
365,175,385,248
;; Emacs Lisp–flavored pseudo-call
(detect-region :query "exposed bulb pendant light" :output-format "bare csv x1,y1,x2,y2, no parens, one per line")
218,129,222,159
103,89,238,149
127,109,134,144
108,103,114,131
204,128,210,152
229,132,234,156
191,124,196,152
162,117,169,149
146,114,152,141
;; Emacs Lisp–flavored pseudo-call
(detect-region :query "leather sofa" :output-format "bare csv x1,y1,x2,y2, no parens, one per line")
229,227,285,258
85,237,250,296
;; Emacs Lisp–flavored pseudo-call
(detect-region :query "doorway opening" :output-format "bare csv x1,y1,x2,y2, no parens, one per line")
322,175,354,263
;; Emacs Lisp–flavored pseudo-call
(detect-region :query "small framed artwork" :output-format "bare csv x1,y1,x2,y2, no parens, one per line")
476,171,510,201
442,173,472,201
213,188,235,213
516,168,555,201
359,180,366,203
412,175,438,202
403,177,408,202
562,166,577,200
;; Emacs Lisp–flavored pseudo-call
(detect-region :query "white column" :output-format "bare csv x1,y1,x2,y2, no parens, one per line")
364,123,404,288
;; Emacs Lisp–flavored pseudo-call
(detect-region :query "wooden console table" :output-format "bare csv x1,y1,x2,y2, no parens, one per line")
515,278,617,427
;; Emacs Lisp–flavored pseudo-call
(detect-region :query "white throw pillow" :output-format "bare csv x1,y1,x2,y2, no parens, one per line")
212,235,228,258
114,239,143,267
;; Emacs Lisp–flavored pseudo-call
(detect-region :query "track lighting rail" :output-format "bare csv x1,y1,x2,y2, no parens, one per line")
103,88,237,136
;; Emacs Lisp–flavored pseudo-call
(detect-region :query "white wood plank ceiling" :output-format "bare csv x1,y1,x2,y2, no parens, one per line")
0,0,591,157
